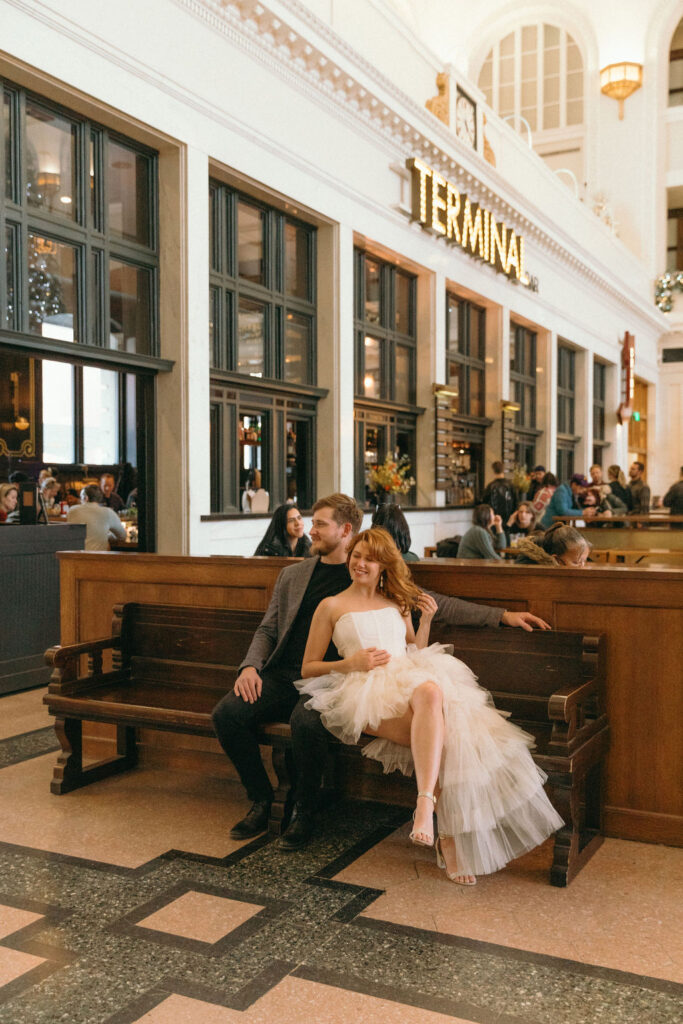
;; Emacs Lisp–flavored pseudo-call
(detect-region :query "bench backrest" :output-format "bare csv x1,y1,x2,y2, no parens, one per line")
113,603,263,687
430,623,604,723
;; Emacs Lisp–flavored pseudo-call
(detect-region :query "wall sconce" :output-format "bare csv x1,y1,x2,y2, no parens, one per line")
600,62,643,119
500,399,521,412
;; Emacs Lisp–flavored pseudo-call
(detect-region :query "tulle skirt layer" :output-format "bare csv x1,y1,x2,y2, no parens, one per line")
295,643,564,876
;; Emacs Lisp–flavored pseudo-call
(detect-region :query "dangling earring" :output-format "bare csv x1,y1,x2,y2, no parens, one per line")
379,571,386,591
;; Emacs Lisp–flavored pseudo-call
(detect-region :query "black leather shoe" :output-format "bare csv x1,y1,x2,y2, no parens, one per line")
279,804,315,851
229,800,271,840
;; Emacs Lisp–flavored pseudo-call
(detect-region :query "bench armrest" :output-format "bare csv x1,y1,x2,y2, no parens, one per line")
45,637,119,694
548,677,598,723
45,637,117,667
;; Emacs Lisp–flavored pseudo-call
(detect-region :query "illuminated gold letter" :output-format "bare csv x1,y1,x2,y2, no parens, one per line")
446,183,460,242
406,157,432,225
489,216,507,272
506,231,520,278
431,171,447,235
461,198,485,259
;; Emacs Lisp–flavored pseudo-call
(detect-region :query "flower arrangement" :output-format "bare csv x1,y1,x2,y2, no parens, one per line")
511,464,531,495
368,454,415,495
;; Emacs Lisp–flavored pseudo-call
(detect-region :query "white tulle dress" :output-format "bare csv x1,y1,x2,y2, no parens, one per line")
295,607,564,876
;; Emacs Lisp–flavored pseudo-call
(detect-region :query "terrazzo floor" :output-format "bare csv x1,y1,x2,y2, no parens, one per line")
0,687,681,1024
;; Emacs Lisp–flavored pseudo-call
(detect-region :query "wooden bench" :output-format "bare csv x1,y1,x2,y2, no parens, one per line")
44,601,608,887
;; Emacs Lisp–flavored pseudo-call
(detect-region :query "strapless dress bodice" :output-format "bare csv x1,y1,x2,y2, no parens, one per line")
331,607,407,660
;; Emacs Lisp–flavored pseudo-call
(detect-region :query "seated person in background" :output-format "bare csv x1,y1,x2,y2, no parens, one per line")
376,504,548,632
100,473,125,512
506,501,540,543
40,476,60,513
0,483,20,523
588,464,612,500
515,523,591,566
580,487,627,521
540,474,588,529
527,465,546,501
663,467,683,528
457,504,505,560
67,485,127,551
606,464,632,509
530,471,557,522
372,504,419,561
254,504,312,557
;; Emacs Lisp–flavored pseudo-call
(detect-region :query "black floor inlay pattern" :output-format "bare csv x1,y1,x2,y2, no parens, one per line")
0,727,58,770
0,798,680,1024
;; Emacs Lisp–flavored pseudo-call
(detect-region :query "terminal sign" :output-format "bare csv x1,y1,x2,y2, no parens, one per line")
407,157,528,283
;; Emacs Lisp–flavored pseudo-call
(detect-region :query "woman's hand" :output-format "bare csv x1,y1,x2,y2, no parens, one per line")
347,647,391,672
415,592,438,622
491,514,504,532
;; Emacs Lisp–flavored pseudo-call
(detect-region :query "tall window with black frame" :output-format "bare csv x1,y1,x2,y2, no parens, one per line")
353,249,418,506
209,181,319,513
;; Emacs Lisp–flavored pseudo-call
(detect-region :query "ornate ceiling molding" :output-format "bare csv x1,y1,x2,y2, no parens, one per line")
178,0,661,327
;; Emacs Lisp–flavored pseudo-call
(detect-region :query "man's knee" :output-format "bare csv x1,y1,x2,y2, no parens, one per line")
290,697,328,740
212,691,250,735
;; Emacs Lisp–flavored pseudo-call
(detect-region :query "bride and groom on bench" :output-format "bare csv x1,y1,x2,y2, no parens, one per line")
211,492,561,886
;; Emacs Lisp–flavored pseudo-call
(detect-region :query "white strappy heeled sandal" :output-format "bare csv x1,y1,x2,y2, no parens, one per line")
435,835,477,885
409,791,436,847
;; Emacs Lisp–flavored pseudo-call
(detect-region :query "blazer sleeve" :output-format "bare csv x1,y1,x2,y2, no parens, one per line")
238,570,284,673
430,589,504,628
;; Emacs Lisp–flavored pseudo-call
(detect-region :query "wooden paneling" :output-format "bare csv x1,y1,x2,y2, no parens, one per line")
56,553,683,847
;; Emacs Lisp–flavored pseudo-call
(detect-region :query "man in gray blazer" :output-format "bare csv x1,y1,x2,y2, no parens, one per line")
213,491,550,851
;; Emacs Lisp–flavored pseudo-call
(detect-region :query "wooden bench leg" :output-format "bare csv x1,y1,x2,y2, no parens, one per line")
268,744,294,836
549,766,605,887
50,716,138,795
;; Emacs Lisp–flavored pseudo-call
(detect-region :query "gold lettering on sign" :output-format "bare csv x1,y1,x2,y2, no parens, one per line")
406,157,528,283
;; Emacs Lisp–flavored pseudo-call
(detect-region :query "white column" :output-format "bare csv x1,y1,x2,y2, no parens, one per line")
545,331,558,475
317,221,354,497
575,346,592,475
156,144,210,555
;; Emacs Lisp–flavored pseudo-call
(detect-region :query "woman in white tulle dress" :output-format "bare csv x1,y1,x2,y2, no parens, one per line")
297,527,563,885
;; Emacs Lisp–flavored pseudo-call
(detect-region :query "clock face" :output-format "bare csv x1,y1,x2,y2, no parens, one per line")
456,91,476,148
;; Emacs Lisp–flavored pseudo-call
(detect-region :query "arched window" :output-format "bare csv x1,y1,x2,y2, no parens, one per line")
669,18,683,106
478,24,583,135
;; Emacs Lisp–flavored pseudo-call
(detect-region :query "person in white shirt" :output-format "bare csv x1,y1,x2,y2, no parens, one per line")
67,484,127,551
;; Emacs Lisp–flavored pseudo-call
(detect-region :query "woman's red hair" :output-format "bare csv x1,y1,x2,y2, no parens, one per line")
347,527,422,615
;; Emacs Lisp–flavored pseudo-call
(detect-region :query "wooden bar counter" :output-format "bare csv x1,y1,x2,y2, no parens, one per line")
55,552,683,847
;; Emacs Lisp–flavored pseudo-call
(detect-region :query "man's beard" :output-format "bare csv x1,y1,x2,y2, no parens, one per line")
310,538,334,555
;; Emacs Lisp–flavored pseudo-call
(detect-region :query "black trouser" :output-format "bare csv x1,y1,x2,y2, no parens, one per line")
211,674,332,809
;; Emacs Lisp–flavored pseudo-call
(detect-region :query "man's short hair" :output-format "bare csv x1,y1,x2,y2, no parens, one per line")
491,461,504,475
632,461,645,473
84,484,104,503
100,473,115,483
312,493,363,534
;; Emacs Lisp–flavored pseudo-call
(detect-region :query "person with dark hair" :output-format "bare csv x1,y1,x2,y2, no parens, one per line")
297,527,563,885
663,467,683,522
514,523,591,566
540,474,588,529
481,461,516,528
254,504,312,558
8,471,29,484
456,504,505,560
527,465,546,501
530,471,557,522
66,484,126,550
628,461,651,514
607,465,632,509
371,504,419,561
100,473,125,512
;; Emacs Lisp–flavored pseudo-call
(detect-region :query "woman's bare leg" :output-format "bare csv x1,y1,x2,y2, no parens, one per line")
365,682,444,843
